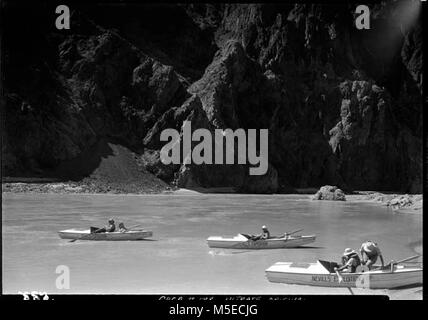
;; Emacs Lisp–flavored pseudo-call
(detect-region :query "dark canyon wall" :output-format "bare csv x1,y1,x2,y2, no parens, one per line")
1,1,423,193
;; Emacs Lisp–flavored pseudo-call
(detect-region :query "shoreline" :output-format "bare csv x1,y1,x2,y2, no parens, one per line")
346,192,423,215
2,181,422,214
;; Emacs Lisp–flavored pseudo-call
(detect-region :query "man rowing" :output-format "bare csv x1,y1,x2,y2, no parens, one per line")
360,240,384,270
261,225,270,239
335,248,361,273
252,225,270,240
92,218,116,233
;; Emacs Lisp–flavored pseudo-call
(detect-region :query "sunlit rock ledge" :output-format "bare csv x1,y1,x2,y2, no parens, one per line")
312,185,346,201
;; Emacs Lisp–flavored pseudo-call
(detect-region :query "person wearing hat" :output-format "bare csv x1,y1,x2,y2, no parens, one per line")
261,226,270,240
93,218,116,233
252,225,270,240
335,248,361,273
360,240,384,270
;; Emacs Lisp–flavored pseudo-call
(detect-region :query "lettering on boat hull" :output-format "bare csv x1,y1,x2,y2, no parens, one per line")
311,274,370,288
242,240,269,248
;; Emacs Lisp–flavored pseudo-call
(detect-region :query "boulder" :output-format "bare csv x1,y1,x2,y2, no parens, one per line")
313,185,346,201
387,194,413,209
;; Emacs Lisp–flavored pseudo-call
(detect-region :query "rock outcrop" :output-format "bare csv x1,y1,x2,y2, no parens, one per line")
2,2,422,193
313,186,346,201
386,194,423,210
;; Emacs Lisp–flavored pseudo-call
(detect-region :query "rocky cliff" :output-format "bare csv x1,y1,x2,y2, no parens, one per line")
2,1,423,193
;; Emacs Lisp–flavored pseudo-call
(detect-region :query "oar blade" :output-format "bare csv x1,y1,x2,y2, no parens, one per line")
336,270,343,283
396,255,421,264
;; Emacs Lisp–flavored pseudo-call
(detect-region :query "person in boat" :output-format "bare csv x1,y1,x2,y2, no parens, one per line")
252,225,270,240
261,226,270,239
93,219,116,233
360,240,384,270
335,248,361,273
118,222,128,233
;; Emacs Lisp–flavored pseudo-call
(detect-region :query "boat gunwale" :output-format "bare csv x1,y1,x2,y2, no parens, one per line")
265,262,423,277
265,268,423,276
206,235,316,242
58,229,151,235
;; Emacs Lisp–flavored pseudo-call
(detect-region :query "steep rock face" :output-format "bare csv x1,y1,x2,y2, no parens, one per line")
209,2,422,192
241,164,279,194
3,10,188,179
60,27,188,145
2,2,422,193
401,24,423,91
328,79,422,192
186,40,280,192
189,40,279,129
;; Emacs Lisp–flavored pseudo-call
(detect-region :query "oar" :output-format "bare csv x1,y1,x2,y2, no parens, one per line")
334,268,354,295
122,224,143,232
282,228,304,238
334,268,344,283
384,255,421,269
375,255,421,271
69,227,102,242
395,255,421,264
347,287,355,295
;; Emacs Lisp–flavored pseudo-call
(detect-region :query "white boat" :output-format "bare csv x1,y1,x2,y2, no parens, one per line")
58,229,153,241
206,233,316,249
265,260,422,289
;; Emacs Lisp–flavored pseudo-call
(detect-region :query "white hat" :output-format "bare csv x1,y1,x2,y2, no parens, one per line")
362,241,377,253
343,248,356,256
262,225,267,229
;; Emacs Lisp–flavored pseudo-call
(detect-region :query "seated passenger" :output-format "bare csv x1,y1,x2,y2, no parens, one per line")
336,248,361,273
118,222,128,233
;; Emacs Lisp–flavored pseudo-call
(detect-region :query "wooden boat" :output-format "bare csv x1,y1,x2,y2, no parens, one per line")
58,229,153,241
265,260,422,289
206,233,316,249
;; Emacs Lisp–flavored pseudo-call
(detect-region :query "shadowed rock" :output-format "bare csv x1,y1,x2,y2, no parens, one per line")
2,3,422,193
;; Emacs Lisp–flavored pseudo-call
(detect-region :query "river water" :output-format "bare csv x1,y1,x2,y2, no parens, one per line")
2,193,422,299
